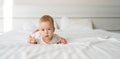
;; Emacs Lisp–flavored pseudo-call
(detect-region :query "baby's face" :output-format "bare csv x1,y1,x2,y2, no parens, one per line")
39,21,54,40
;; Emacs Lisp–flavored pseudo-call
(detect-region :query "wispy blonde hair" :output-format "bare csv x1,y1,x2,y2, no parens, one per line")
39,15,55,28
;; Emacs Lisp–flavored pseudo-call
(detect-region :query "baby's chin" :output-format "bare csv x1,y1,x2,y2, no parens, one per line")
43,36,51,39
42,35,53,40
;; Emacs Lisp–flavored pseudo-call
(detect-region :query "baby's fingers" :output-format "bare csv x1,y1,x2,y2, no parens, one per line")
28,35,37,44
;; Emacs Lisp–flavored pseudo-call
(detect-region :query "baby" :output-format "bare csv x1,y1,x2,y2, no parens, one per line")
28,15,67,44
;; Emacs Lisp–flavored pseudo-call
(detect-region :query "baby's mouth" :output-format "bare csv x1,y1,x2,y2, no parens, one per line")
45,35,49,37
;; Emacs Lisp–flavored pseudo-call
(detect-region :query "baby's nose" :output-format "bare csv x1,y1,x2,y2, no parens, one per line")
45,30,48,34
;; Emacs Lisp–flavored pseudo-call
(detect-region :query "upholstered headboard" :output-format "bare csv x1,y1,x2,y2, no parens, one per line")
12,17,120,31
54,17,120,31
0,17,120,33
92,18,120,30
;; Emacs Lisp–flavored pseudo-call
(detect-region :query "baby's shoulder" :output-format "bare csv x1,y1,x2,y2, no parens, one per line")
34,29,39,33
53,34,61,39
54,34,60,37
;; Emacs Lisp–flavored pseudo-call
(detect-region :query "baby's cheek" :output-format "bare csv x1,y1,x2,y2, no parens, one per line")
49,31,53,35
49,34,53,37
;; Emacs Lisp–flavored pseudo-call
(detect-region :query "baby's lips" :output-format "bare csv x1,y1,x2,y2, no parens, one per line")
45,35,49,37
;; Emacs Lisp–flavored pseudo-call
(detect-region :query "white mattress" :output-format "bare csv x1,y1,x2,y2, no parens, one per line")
0,29,120,59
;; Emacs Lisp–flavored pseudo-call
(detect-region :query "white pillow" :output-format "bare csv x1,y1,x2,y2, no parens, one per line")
13,19,59,32
60,17,93,31
13,19,38,32
22,22,38,32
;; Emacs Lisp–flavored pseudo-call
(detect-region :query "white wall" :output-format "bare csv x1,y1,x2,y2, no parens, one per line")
1,0,120,17
0,0,120,32
0,5,3,32
0,18,3,32
12,0,120,17
2,0,120,17
13,5,120,17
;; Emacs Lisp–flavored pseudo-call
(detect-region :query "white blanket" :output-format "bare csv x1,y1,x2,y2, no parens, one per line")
0,30,120,59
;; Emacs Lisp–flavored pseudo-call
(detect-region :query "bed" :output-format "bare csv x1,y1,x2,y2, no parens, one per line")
0,18,120,59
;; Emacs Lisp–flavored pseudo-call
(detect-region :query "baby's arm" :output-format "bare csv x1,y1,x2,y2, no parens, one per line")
60,37,67,44
28,35,37,44
28,29,39,44
33,29,39,33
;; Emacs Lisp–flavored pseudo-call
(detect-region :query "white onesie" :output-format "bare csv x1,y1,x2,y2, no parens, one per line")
31,31,61,44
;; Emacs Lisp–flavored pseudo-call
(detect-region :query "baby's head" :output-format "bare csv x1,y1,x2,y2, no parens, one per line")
39,15,55,40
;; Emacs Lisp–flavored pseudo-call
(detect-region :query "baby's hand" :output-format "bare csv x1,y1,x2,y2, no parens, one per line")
28,35,37,44
60,38,67,44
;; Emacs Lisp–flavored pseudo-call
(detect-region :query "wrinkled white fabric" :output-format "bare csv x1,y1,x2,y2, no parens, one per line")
0,30,120,59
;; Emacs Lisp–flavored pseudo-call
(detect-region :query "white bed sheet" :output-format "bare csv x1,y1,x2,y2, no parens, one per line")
0,29,120,59
56,29,120,42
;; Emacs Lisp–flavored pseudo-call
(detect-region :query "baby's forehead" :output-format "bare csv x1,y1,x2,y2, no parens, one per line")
39,21,54,27
40,20,50,23
40,21,52,24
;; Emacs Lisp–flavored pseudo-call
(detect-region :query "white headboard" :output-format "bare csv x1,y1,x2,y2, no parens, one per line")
1,0,120,32
0,16,120,33
54,17,120,31
12,17,120,31
92,18,120,30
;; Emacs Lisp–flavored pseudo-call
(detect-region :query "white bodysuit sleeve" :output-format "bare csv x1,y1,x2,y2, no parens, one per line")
51,34,61,44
